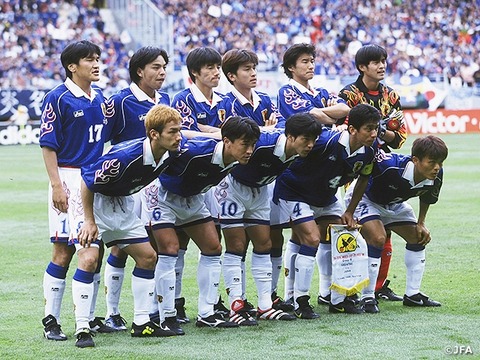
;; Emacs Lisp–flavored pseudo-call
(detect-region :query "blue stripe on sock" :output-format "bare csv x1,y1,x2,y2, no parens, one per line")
73,269,94,284
299,244,317,257
132,267,154,280
406,243,425,252
367,244,383,258
107,254,127,268
46,262,68,279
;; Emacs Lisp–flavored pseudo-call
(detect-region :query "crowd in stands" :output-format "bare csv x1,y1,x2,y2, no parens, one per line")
1,0,479,91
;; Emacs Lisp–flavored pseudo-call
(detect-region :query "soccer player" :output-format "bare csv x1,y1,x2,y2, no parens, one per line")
344,135,448,313
40,40,115,346
216,113,322,325
273,104,380,318
101,46,171,332
338,44,407,303
143,116,260,331
76,105,183,346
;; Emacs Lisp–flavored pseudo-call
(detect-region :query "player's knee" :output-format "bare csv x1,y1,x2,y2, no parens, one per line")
369,233,386,249
78,252,99,272
141,249,158,270
252,238,272,253
52,245,75,267
201,240,222,256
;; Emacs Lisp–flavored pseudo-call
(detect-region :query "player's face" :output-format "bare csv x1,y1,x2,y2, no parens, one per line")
194,64,221,89
289,134,317,157
413,156,443,181
360,58,387,83
137,55,167,93
229,62,257,90
289,54,315,85
223,135,256,165
349,122,378,150
71,53,101,83
154,120,182,152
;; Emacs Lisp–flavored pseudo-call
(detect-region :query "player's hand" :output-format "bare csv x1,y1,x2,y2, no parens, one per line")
341,211,358,230
416,223,431,245
52,184,68,213
77,220,98,248
264,113,278,127
378,119,388,139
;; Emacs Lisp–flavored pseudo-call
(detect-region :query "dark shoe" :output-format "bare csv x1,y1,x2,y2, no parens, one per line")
272,291,294,312
213,296,229,318
228,299,258,326
294,295,320,319
131,321,176,337
403,293,441,307
104,314,128,332
317,293,331,305
75,328,95,348
149,310,160,325
195,313,239,328
257,307,296,321
42,315,67,341
161,316,185,335
329,297,365,314
175,297,190,324
375,280,402,301
89,316,116,333
243,299,257,317
361,297,380,313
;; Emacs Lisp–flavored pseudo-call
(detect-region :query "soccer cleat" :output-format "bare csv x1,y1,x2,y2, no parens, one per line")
104,314,128,332
294,295,320,319
257,307,296,321
403,293,441,307
375,280,403,301
329,297,365,314
42,314,67,341
361,297,380,313
175,297,190,324
272,291,294,312
195,313,239,328
161,316,185,336
131,321,176,337
243,299,257,317
89,316,116,333
149,310,160,325
228,299,258,326
75,328,95,348
213,296,229,318
317,293,331,305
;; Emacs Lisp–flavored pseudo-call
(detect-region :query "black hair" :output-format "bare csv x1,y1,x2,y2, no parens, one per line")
186,47,222,83
355,44,388,74
281,43,316,79
348,104,381,130
222,49,258,84
221,116,260,143
61,40,101,79
129,46,169,84
412,135,448,162
285,112,323,139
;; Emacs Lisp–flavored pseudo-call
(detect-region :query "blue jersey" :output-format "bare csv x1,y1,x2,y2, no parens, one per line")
39,78,114,167
365,151,443,206
82,137,180,196
277,79,346,119
160,137,238,197
274,129,375,207
109,83,170,145
230,131,296,188
172,84,233,131
227,88,285,128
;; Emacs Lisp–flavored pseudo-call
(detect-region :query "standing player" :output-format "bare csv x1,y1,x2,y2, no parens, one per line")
273,104,380,318
338,44,407,304
344,135,447,312
76,105,183,346
40,40,114,347
144,116,260,331
216,113,322,325
101,46,171,332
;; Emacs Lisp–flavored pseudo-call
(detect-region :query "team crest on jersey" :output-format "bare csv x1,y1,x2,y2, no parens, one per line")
40,103,56,137
217,109,226,123
73,110,84,118
336,233,358,253
94,159,121,184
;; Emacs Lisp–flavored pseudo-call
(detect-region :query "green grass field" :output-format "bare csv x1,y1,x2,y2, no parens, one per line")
1,133,479,360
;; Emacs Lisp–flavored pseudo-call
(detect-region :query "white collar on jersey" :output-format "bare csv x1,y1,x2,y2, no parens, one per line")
339,131,366,157
403,161,434,187
65,77,97,100
190,83,223,108
143,137,170,169
274,133,297,162
130,83,161,104
289,79,318,97
212,141,238,169
231,87,261,110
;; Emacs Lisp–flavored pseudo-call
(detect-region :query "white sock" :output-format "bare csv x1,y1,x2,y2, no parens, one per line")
132,271,155,325
72,278,94,331
197,254,221,318
222,252,243,308
43,271,66,321
294,253,315,304
283,240,300,300
89,272,101,321
405,248,426,296
362,257,381,299
317,243,332,297
156,255,177,322
104,262,125,317
241,258,247,300
270,255,283,294
251,252,273,311
175,249,186,299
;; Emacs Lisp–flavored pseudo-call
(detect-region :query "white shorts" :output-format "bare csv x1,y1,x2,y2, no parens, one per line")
92,193,149,248
268,182,282,228
137,178,162,227
215,174,270,229
204,186,220,225
47,167,81,245
146,184,212,229
276,198,344,227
